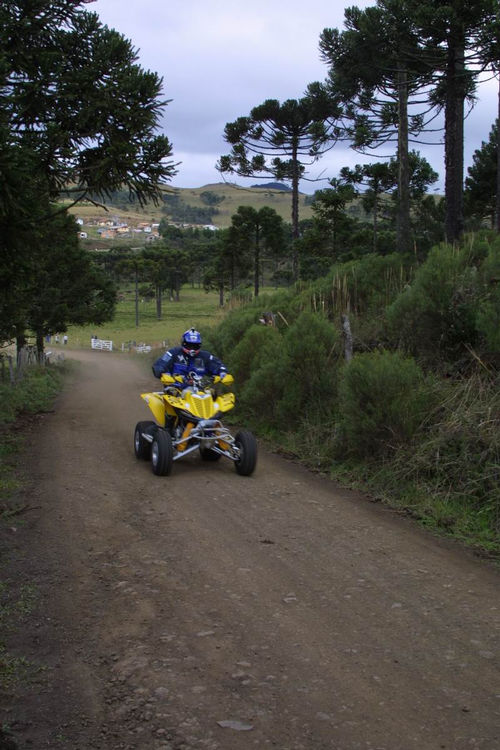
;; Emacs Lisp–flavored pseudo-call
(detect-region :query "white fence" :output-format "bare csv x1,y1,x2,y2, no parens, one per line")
121,342,153,353
91,338,113,351
90,339,158,354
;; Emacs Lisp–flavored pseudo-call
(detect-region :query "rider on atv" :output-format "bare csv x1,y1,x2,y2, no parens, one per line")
152,328,229,384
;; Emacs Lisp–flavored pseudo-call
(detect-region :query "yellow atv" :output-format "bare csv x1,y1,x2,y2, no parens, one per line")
134,372,257,477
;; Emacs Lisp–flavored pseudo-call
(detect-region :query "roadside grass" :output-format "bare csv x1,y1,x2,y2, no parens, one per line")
330,461,500,558
64,285,225,352
278,410,500,559
0,362,67,517
0,365,66,697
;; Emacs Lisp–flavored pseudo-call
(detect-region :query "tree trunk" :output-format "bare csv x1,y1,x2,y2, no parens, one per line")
230,249,236,290
496,77,500,233
254,224,260,297
36,330,45,362
134,268,139,327
156,284,162,320
444,38,465,243
396,65,411,254
16,330,26,362
291,138,300,280
175,271,180,302
341,314,353,362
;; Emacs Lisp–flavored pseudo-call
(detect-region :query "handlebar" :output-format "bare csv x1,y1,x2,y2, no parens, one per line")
160,372,233,389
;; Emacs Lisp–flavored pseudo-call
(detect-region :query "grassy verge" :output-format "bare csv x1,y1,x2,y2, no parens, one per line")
277,410,500,560
0,360,67,489
0,365,67,503
1,363,67,699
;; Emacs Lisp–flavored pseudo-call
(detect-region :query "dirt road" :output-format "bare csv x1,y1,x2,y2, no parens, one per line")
2,349,499,750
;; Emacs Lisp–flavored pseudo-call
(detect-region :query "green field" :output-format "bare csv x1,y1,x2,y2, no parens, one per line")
63,286,225,354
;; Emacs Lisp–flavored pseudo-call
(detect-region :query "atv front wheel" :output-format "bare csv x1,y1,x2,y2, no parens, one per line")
234,430,257,476
151,429,173,476
134,420,155,460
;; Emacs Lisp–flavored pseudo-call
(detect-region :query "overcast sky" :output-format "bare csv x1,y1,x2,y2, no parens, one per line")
92,0,498,194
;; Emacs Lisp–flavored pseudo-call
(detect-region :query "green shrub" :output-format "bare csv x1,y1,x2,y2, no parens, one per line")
228,324,282,386
237,359,286,427
337,350,430,458
477,292,500,353
276,311,339,426
386,243,479,364
234,312,339,431
476,237,500,353
307,253,413,319
0,366,63,425
204,306,260,361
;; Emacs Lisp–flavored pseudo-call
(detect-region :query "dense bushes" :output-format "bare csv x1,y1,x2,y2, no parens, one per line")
226,312,339,430
476,239,500,354
386,233,500,365
337,351,432,459
0,366,64,425
207,231,500,551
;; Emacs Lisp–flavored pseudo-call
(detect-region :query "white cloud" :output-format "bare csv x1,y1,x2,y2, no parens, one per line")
92,0,499,193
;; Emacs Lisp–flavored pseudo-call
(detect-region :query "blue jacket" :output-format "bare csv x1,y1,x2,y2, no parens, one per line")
152,346,227,381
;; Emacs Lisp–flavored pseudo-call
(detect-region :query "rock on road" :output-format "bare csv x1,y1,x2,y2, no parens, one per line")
3,349,499,750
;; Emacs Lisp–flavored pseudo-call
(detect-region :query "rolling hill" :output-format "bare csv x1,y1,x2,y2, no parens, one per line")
67,182,314,230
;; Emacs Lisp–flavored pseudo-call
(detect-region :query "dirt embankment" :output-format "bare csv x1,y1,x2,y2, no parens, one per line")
1,349,499,750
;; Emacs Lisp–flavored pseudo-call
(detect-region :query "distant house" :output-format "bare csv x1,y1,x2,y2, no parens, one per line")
79,231,88,239
99,229,116,239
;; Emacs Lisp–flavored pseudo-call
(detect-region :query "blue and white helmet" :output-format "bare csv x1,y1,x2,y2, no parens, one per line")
182,328,202,356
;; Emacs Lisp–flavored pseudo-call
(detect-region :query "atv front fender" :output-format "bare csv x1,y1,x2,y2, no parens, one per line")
141,392,166,427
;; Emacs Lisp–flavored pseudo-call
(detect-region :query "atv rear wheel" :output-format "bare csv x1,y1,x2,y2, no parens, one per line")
134,420,155,460
151,429,173,476
234,430,257,476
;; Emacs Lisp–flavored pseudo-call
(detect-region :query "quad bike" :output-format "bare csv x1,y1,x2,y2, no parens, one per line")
134,371,257,477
